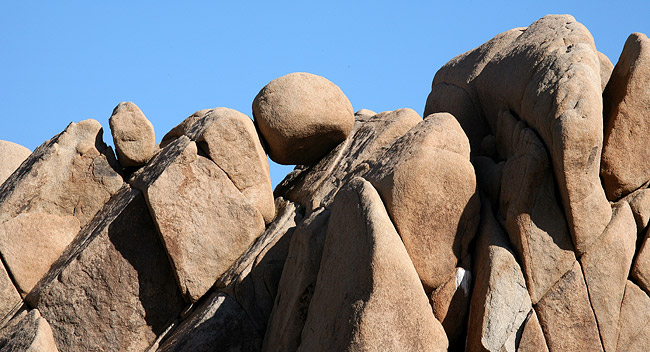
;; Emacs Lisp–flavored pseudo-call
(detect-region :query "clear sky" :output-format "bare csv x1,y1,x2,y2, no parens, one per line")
2,1,649,187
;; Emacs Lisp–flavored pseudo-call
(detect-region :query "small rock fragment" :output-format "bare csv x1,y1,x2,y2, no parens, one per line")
109,102,156,168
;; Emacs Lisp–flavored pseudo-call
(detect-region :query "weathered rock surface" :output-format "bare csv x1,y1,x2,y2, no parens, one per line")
0,261,20,322
276,108,421,213
426,14,611,256
429,267,471,350
0,119,123,296
466,199,532,352
0,309,58,352
109,101,156,168
298,177,448,351
617,280,650,351
157,292,262,352
496,110,575,304
535,261,603,352
138,138,265,302
252,72,355,165
624,187,650,233
25,186,186,351
366,113,479,291
518,310,549,352
632,226,650,294
161,107,275,223
263,207,329,352
598,51,614,91
601,33,650,200
580,201,636,352
0,140,31,185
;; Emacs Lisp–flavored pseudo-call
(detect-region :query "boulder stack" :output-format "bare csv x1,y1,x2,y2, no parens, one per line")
1,14,649,352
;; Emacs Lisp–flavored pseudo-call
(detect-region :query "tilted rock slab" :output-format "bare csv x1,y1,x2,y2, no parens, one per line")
0,119,123,295
601,33,650,200
25,186,186,351
161,107,275,223
276,108,421,214
535,261,602,352
132,136,265,302
429,267,471,350
252,72,355,165
109,102,156,168
263,207,330,352
0,309,58,352
496,110,575,304
466,199,533,352
631,224,650,294
157,292,262,352
579,201,636,352
426,14,610,256
0,140,31,186
0,261,20,323
298,177,448,351
617,280,650,351
518,310,549,352
366,112,479,291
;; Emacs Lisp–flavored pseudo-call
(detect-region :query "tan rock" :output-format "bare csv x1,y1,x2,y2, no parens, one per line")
252,72,354,165
157,292,262,352
0,309,59,352
631,226,650,294
0,140,31,185
160,108,275,223
429,267,472,350
601,33,650,200
535,261,603,352
142,139,265,302
354,108,376,118
598,51,614,91
298,177,448,351
624,187,650,233
109,101,156,168
263,207,330,352
496,110,576,304
222,198,303,332
25,186,186,351
366,113,479,291
466,199,532,352
0,261,20,323
276,108,421,214
0,119,122,296
517,310,549,352
580,201,636,352
617,280,650,351
426,15,611,255
0,213,79,295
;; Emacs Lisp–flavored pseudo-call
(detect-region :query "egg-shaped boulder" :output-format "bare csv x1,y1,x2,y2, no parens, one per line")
252,72,354,165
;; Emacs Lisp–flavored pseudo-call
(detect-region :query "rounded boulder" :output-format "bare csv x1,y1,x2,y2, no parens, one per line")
252,72,354,165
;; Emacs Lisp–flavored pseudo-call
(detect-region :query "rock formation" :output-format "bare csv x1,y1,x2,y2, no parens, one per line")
0,14,649,352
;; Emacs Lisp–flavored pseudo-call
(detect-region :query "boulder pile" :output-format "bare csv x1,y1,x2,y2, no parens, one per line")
0,14,649,351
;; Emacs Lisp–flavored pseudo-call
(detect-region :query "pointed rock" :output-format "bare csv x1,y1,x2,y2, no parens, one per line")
0,309,58,352
0,140,30,186
517,310,549,352
25,186,185,351
0,261,20,322
161,108,275,223
597,51,614,91
631,226,650,294
263,207,330,352
298,177,448,351
136,138,265,302
601,33,650,200
0,119,123,295
624,187,650,234
466,199,531,352
535,261,603,352
580,201,636,352
496,110,576,304
366,112,479,291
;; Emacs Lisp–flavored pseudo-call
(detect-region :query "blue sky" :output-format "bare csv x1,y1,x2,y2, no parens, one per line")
2,1,649,186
